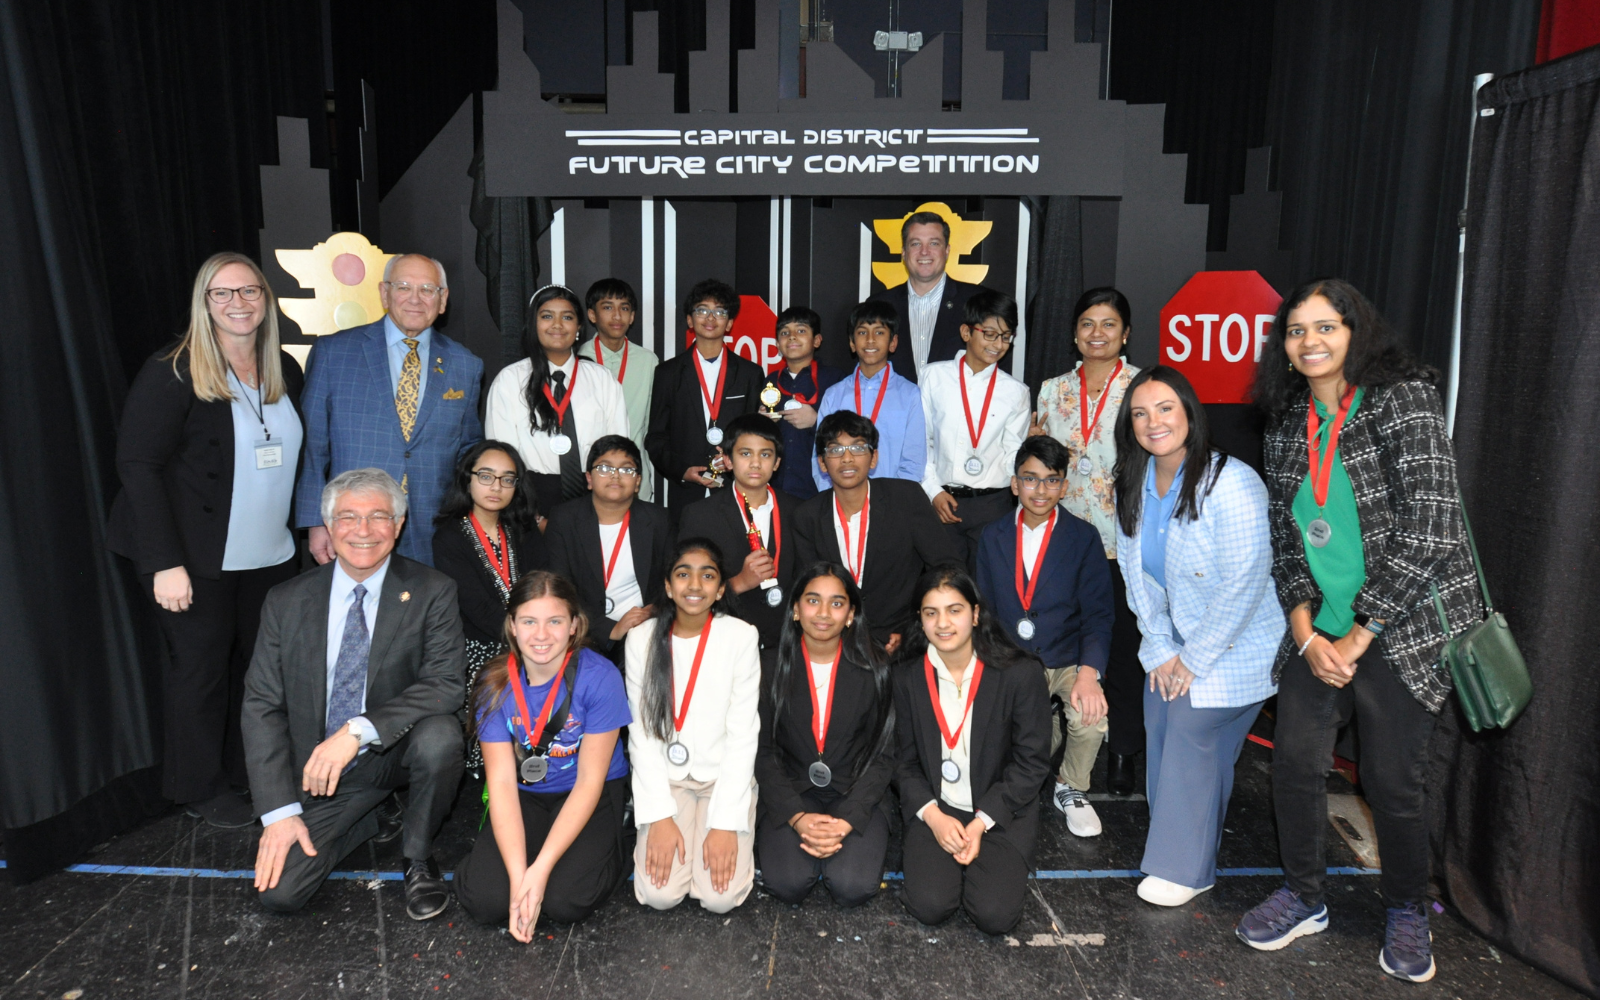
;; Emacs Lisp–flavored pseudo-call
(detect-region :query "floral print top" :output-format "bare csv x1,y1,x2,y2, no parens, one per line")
1035,358,1141,558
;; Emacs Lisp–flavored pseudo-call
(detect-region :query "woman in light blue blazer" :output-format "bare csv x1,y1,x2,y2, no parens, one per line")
1112,366,1283,907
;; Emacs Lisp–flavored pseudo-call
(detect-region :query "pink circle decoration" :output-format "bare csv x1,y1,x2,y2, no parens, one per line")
331,253,366,286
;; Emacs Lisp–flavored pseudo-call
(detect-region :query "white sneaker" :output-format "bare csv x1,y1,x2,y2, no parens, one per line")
1053,784,1102,837
1137,875,1212,907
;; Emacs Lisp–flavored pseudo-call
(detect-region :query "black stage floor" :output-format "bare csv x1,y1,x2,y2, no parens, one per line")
0,729,1576,1000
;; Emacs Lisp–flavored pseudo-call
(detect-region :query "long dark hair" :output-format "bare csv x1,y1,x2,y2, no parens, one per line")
471,571,590,727
771,562,894,775
898,563,1035,672
1252,278,1437,421
521,285,584,435
1113,366,1228,537
638,538,738,741
434,439,541,530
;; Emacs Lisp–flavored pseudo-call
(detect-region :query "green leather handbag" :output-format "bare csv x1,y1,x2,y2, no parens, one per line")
1430,497,1531,732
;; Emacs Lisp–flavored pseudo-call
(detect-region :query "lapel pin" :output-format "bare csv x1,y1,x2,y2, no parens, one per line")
400,591,411,602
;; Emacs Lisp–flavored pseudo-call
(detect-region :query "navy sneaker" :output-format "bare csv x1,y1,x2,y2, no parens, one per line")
1379,902,1436,983
1236,886,1329,951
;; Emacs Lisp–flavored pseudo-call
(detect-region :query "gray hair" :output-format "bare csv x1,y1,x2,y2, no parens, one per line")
321,468,408,524
382,253,448,289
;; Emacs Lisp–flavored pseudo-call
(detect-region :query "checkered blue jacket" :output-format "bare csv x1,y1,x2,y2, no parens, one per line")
293,319,484,565
1116,454,1284,708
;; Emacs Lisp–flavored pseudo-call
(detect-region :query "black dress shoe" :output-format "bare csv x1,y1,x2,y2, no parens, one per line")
372,792,404,844
404,857,450,921
184,790,256,829
1107,753,1138,797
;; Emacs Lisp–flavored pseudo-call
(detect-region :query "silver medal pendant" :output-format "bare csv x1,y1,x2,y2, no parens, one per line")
1076,455,1093,476
765,586,784,607
1306,517,1333,548
706,426,724,446
666,740,690,766
519,753,549,783
808,761,833,788
548,434,573,456
605,596,616,616
1017,617,1036,641
964,456,984,476
940,759,961,784
783,398,801,411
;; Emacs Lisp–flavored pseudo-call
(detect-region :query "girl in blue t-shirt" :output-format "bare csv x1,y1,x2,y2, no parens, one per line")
454,571,632,938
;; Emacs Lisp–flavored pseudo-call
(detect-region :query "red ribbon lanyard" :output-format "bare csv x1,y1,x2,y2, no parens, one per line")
958,357,1001,451
542,360,579,425
776,360,820,405
1306,385,1357,509
601,339,629,384
801,636,844,755
672,615,715,733
468,513,512,590
852,366,890,425
834,488,870,583
601,509,632,597
1077,360,1124,449
923,652,985,752
507,648,574,750
735,487,782,571
692,347,729,427
1013,507,1057,614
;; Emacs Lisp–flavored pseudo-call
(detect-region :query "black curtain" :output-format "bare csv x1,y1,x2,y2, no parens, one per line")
1022,195,1083,401
0,0,325,882
1434,45,1600,998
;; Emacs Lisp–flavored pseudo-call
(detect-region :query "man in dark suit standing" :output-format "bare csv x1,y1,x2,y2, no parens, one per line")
244,468,465,920
881,212,982,384
791,411,957,654
645,278,764,521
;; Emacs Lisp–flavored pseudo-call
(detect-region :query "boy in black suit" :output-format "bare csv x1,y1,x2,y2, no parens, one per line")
677,413,797,649
645,278,765,521
792,411,957,654
768,306,846,500
546,434,673,660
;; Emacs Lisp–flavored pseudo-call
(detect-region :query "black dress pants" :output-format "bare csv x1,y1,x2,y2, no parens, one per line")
939,488,1017,574
455,777,629,925
1272,639,1437,908
757,802,890,907
1105,561,1148,756
257,714,464,913
900,801,1036,936
143,557,299,804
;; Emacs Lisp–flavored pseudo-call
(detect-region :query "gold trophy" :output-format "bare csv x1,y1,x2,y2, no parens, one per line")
759,381,784,420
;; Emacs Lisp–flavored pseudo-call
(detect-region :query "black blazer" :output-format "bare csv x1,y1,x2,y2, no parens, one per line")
430,517,551,646
644,347,765,505
881,277,983,384
892,650,1051,838
677,486,799,648
973,509,1114,674
241,556,466,817
545,496,673,653
791,478,959,643
107,347,305,578
755,646,894,833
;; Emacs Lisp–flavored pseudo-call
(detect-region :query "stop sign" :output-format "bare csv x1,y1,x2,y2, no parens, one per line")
1158,271,1282,404
683,295,781,370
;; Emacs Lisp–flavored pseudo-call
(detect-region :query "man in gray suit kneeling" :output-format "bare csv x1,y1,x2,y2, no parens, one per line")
243,468,465,920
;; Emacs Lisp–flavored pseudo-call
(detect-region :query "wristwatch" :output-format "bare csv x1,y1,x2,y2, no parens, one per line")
346,719,366,742
1353,613,1385,636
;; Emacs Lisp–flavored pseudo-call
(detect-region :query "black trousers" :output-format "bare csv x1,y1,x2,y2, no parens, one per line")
1273,640,1437,908
142,556,299,804
455,777,629,925
257,714,464,913
1105,561,1148,756
529,473,565,524
757,802,890,907
900,801,1036,936
939,488,1017,573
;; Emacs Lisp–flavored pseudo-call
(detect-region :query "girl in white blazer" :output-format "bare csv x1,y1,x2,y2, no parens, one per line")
625,537,762,913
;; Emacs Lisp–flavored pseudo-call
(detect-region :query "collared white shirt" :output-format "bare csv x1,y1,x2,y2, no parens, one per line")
808,657,835,719
906,274,947,375
599,517,642,618
484,355,629,475
831,499,868,582
919,352,1033,499
914,646,990,829
383,315,431,399
695,347,725,426
1020,511,1055,571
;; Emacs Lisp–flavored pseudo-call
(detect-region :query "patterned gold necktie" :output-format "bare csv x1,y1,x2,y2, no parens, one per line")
396,337,421,441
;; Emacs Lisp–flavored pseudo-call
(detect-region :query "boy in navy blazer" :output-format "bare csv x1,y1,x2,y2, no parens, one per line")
974,435,1113,838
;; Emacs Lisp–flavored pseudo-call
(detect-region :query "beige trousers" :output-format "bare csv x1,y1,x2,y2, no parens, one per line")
1045,665,1109,791
633,777,758,914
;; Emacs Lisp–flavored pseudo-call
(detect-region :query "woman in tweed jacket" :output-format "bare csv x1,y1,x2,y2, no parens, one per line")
1236,280,1482,985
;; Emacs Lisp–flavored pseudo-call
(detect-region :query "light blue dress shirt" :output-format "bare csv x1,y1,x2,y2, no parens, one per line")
383,314,431,399
221,370,303,571
1140,460,1183,590
813,365,928,490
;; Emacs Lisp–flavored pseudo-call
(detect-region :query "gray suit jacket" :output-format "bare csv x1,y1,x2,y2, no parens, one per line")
241,555,466,817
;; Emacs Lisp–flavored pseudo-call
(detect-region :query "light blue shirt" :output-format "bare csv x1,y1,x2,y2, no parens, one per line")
1140,460,1183,590
259,558,386,828
383,314,431,399
221,370,303,571
813,365,927,490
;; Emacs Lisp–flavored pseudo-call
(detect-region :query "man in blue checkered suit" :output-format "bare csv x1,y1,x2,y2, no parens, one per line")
294,254,484,566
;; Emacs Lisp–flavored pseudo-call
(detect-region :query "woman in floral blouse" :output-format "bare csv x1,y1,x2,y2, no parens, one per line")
1032,288,1144,795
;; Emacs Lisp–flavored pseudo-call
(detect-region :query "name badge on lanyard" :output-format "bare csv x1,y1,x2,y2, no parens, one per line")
255,439,284,469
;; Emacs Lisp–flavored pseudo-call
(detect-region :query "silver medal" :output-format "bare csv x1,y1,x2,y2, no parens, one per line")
1017,618,1036,641
605,596,615,616
548,434,573,456
964,456,984,476
519,754,549,783
808,761,833,788
1076,455,1093,476
783,398,801,411
1306,517,1333,548
765,586,784,607
706,426,724,445
666,740,690,766
940,759,961,784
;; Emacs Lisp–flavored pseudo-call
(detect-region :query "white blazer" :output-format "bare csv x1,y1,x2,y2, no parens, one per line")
484,356,629,475
625,614,761,832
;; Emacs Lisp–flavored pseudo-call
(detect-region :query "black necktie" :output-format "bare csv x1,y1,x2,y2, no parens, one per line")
549,370,585,500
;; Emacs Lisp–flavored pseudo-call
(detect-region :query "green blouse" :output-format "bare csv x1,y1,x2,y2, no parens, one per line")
1293,387,1366,634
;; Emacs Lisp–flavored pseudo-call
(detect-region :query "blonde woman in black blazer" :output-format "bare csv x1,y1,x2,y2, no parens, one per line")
107,252,304,828
893,564,1051,935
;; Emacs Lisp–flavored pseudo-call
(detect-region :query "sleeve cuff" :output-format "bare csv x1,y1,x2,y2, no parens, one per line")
915,799,936,822
259,802,303,827
975,810,996,831
351,716,380,746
